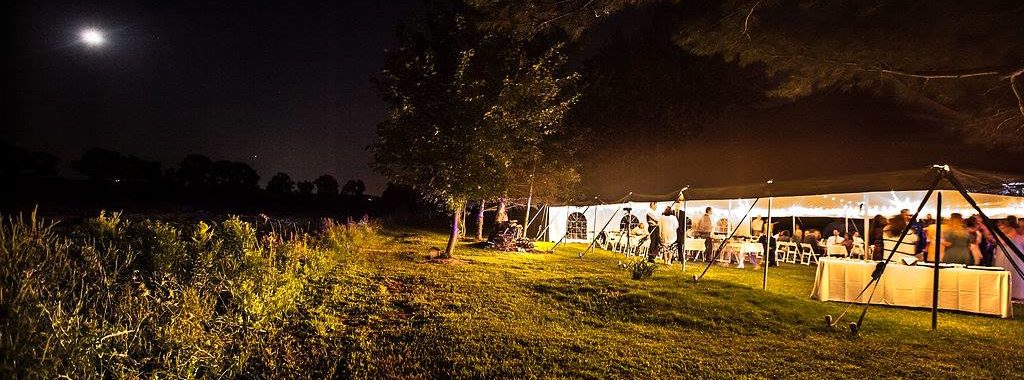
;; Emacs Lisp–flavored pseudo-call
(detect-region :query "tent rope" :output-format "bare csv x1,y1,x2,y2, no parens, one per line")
694,197,761,283
840,173,942,329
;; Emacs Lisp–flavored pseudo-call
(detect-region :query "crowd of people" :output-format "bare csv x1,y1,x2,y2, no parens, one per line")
865,210,1024,267
616,202,1024,271
782,209,1024,267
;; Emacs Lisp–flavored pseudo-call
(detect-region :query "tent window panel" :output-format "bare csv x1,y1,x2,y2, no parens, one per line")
620,215,640,231
566,212,588,240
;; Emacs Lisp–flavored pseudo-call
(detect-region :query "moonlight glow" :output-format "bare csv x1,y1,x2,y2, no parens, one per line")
79,28,106,47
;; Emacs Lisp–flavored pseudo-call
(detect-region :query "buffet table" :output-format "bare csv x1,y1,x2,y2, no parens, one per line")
811,258,1013,318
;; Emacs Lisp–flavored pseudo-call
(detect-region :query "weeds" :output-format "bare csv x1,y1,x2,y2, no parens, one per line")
625,258,658,280
0,211,384,379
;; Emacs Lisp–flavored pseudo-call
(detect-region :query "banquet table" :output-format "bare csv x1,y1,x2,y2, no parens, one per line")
811,258,1013,318
720,242,764,268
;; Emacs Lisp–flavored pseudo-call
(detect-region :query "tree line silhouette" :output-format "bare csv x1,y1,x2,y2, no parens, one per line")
2,145,421,219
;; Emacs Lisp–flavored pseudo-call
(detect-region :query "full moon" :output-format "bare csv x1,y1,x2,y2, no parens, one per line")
79,28,106,47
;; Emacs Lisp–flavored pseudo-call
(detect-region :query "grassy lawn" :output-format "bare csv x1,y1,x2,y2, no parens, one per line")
350,228,1024,379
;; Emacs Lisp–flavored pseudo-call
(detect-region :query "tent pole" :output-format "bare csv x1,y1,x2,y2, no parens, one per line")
581,204,625,257
863,194,870,261
844,208,849,235
681,198,687,271
763,196,773,290
931,192,942,330
728,199,734,233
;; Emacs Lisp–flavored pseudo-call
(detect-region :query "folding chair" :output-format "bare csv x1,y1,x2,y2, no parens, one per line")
784,242,799,263
799,243,818,265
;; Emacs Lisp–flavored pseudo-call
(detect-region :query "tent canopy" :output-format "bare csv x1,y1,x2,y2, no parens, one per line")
546,166,1024,243
566,166,1024,205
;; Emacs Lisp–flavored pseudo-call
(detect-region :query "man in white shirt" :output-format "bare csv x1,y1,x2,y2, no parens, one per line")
825,229,845,246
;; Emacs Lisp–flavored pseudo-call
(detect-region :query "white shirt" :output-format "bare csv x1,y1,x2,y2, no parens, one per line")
657,214,679,245
826,235,845,246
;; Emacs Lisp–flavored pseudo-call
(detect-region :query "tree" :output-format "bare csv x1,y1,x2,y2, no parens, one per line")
1,145,58,177
210,160,259,191
314,175,340,196
471,0,1024,147
341,179,365,197
72,148,161,181
266,172,295,194
297,181,314,195
177,154,213,189
372,2,581,258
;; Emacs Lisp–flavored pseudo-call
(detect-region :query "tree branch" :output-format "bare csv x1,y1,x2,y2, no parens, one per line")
742,0,763,40
1010,71,1024,117
874,66,1019,80
537,0,596,28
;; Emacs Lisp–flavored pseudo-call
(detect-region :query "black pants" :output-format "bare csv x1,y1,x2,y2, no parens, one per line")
647,227,661,262
694,232,713,261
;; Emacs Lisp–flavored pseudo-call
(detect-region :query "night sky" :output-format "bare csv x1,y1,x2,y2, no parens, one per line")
10,0,419,194
8,1,1023,197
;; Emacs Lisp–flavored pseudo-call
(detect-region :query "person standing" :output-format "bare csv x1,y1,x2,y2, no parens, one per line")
870,215,888,260
750,216,765,237
940,213,974,265
645,202,662,263
658,207,680,263
695,207,714,261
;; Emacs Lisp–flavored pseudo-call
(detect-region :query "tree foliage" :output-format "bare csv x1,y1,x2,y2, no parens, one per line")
372,3,581,209
266,172,295,194
471,0,1024,147
372,2,582,255
314,175,340,196
341,179,366,197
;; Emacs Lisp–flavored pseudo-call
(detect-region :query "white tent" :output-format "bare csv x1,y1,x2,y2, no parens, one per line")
546,190,1024,243
543,167,1024,299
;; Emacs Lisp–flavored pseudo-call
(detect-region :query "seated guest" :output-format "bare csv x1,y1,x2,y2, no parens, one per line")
841,232,854,253
777,230,792,242
631,223,648,236
825,229,845,246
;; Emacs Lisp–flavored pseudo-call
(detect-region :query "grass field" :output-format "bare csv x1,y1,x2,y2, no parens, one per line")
361,229,1024,379
4,215,1022,378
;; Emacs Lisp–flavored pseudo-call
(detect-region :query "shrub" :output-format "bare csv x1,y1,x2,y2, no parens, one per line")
627,259,658,280
0,210,386,378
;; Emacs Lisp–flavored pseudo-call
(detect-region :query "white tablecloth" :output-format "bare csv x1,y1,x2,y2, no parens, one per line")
811,258,1013,318
683,238,706,252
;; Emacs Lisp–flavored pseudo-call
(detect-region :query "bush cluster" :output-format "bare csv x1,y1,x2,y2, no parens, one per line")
0,209,383,378
626,258,658,280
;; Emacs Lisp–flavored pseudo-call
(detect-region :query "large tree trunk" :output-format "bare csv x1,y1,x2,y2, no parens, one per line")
443,206,461,259
522,184,533,238
459,204,467,239
476,199,486,241
496,196,508,224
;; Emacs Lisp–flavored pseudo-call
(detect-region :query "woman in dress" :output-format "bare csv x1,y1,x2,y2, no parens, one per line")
940,213,974,265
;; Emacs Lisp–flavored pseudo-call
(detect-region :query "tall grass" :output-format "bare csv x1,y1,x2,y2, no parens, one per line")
0,209,384,378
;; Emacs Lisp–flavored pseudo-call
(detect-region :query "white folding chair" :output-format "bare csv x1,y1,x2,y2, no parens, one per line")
799,243,818,265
